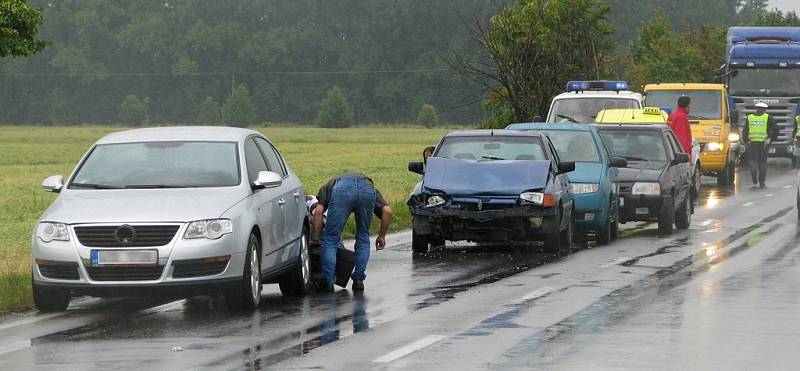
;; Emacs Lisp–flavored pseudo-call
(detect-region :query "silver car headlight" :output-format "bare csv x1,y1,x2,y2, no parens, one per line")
631,182,661,195
520,192,544,204
36,222,70,242
184,219,233,240
426,195,447,207
569,183,599,194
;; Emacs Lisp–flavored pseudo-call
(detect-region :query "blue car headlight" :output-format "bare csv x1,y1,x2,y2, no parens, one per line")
426,195,447,207
569,183,599,194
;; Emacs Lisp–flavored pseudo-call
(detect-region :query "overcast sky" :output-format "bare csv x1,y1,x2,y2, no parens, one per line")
769,0,799,13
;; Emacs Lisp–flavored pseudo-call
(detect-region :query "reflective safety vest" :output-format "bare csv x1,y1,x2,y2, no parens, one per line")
747,113,769,142
796,115,800,138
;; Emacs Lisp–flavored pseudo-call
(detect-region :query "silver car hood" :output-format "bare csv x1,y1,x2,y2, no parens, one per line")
43,188,248,224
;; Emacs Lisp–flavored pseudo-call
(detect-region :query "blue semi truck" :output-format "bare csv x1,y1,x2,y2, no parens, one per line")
723,27,800,161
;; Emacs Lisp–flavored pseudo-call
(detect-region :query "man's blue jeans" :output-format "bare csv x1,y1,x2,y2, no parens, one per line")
321,177,376,284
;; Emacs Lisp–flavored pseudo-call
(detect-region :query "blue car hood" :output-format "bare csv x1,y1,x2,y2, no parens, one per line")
423,157,550,197
568,162,603,184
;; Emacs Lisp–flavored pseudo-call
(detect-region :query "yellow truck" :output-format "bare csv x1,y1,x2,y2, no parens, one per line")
643,83,737,186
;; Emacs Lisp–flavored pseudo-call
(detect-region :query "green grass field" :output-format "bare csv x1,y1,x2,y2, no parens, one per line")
0,125,455,314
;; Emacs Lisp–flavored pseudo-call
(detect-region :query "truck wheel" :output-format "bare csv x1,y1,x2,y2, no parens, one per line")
32,275,70,312
717,161,731,186
227,233,262,310
658,199,674,235
279,226,312,296
675,194,691,230
412,229,430,254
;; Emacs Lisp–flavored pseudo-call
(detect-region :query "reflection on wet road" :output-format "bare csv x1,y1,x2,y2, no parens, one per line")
1,164,800,370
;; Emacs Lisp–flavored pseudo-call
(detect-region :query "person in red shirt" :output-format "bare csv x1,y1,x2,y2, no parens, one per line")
668,96,694,159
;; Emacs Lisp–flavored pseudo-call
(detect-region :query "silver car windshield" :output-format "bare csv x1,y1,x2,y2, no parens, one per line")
436,136,546,161
549,98,639,123
70,141,240,189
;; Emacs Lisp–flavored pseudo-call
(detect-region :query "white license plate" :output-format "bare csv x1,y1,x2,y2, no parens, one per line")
635,207,649,215
91,250,158,266
769,148,776,154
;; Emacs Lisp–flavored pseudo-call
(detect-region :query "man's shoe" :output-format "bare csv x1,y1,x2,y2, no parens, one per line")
352,280,365,292
759,182,766,189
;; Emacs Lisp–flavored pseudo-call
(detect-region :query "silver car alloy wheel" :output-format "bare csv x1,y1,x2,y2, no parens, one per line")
249,242,260,303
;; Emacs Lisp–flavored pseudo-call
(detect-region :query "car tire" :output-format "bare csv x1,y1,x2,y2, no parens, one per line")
227,232,262,310
610,218,620,240
546,209,572,257
279,226,312,296
717,160,732,186
412,229,430,254
691,165,701,198
675,194,691,230
597,199,615,245
32,276,70,312
658,199,674,235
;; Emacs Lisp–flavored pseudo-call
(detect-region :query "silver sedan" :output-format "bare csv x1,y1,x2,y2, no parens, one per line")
31,127,311,311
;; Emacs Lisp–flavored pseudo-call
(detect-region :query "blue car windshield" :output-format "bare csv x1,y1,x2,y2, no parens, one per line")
70,141,240,189
540,130,600,163
598,130,668,163
436,136,546,161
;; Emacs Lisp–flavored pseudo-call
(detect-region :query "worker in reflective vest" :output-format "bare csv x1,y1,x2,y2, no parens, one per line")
792,114,800,168
741,103,778,188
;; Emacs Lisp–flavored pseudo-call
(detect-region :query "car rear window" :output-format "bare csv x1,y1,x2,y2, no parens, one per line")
436,136,546,161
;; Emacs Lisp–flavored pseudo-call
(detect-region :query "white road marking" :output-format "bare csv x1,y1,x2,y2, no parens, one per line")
519,287,554,302
373,335,446,363
784,185,792,189
0,313,65,332
0,339,31,356
743,202,754,207
600,257,630,268
765,193,775,198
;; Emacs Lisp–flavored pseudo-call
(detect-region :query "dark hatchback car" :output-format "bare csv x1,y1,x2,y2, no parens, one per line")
407,130,575,255
595,124,693,234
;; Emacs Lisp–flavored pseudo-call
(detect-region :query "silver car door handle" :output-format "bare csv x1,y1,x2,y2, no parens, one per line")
278,199,286,206
293,191,301,200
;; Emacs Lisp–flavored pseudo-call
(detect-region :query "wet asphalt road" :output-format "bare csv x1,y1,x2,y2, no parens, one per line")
2,163,800,370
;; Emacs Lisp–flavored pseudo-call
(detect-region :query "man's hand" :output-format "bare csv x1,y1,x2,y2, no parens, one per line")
376,235,386,250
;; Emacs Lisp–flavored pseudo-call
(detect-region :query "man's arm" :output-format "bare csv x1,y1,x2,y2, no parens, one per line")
311,204,325,244
375,205,392,250
768,116,779,141
741,119,750,143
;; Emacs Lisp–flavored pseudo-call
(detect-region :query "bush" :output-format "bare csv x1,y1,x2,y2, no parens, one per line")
417,104,439,128
198,96,221,124
315,86,354,128
480,98,515,129
118,94,150,125
222,84,256,127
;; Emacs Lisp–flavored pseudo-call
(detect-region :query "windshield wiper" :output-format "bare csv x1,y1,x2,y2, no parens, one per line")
123,184,184,189
556,114,579,123
69,182,123,189
621,156,648,162
481,155,506,160
688,115,713,120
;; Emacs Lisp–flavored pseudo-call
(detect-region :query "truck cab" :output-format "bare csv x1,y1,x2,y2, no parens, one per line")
644,83,737,186
724,27,800,160
546,81,643,123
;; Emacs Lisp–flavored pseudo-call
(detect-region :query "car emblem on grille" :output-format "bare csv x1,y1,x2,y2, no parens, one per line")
114,225,136,246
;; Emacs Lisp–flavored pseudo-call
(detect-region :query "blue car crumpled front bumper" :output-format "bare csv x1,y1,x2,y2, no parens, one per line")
410,202,560,243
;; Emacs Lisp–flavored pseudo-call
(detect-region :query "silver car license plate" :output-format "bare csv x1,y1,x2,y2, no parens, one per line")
91,250,158,266
635,207,649,215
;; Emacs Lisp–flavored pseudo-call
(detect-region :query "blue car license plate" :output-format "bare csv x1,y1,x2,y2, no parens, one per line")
90,250,158,266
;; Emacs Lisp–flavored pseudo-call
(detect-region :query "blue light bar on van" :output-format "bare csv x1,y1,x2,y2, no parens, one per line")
566,80,629,92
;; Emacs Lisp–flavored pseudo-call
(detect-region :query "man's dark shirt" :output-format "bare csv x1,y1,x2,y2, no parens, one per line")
316,172,388,217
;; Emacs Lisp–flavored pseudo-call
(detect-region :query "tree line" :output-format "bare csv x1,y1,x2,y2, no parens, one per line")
1,0,798,126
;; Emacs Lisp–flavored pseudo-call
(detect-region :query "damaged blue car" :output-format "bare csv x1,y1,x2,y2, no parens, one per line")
407,130,576,255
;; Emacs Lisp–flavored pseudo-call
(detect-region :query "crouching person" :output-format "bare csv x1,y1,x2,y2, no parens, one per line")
311,173,392,292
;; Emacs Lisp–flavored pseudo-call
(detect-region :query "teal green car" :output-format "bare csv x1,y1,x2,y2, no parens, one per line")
507,123,626,244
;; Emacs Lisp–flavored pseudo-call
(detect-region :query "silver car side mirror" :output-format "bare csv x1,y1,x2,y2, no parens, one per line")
42,175,65,193
253,171,283,189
